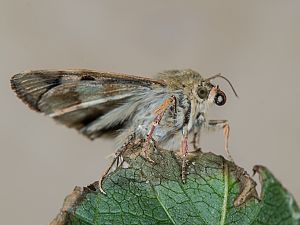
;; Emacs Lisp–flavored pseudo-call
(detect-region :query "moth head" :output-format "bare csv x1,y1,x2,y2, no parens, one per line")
196,84,227,106
199,73,238,106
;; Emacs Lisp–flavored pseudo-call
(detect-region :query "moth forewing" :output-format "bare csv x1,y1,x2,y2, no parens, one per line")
10,70,166,139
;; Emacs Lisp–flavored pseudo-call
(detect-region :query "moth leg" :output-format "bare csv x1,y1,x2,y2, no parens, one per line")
208,120,234,162
142,95,176,161
180,126,189,182
223,123,233,161
99,134,135,194
191,130,202,152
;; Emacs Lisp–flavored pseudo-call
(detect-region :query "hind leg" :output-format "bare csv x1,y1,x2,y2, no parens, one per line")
99,134,135,194
142,95,177,161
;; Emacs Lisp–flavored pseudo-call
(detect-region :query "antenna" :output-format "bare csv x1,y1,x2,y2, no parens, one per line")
205,73,239,97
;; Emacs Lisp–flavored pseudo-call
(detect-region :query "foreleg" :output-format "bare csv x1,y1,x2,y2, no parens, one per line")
208,120,234,161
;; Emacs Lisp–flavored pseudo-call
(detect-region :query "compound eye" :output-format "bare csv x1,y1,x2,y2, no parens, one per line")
214,90,227,106
197,86,209,99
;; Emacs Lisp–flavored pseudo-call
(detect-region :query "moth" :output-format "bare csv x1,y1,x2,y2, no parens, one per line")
11,69,238,192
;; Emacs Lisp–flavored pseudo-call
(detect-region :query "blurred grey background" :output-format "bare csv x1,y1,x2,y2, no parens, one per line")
1,0,300,224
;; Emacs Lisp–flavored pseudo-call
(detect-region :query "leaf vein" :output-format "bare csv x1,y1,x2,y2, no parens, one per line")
219,162,229,225
149,184,177,225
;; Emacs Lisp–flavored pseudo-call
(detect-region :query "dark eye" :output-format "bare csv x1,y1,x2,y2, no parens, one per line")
214,91,227,106
197,86,208,99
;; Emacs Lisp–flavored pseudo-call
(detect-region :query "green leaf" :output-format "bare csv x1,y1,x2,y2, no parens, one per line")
50,145,300,225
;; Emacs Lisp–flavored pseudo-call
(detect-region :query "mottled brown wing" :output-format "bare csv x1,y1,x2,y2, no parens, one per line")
11,69,166,139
